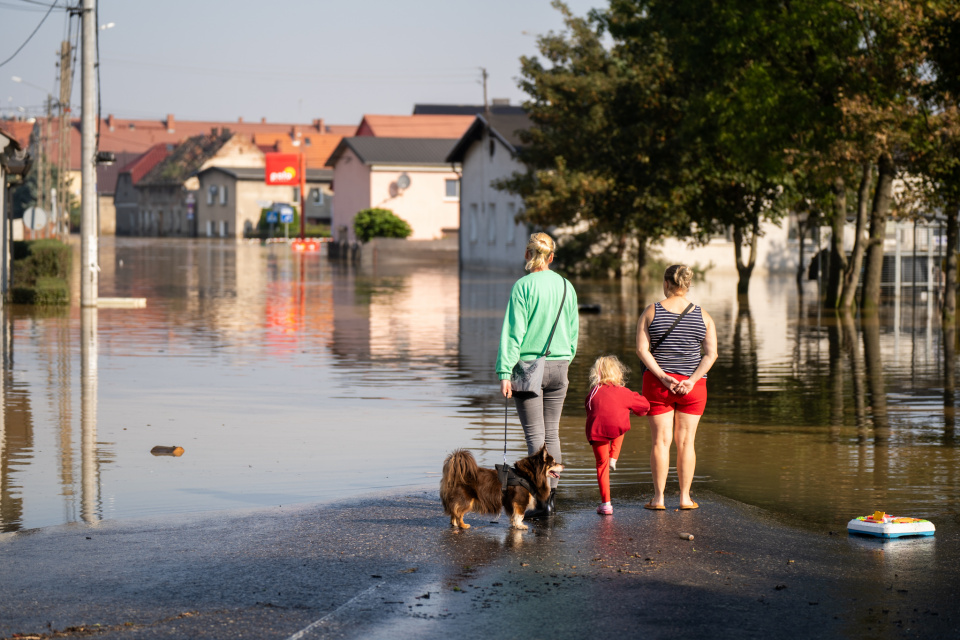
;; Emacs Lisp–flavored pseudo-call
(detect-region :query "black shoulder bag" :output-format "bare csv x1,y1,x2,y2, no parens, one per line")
510,280,567,396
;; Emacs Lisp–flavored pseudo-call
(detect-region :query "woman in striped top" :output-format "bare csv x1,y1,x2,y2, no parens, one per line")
635,265,717,511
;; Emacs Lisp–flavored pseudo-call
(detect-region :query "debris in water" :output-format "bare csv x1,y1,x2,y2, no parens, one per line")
150,446,184,457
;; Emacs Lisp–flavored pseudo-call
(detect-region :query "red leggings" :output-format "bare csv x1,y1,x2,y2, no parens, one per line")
590,435,624,503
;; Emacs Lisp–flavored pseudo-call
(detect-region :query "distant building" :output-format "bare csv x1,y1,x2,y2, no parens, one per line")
132,132,263,237
194,166,333,239
446,113,532,271
12,114,351,234
354,114,474,139
413,100,526,116
326,137,460,243
114,144,170,236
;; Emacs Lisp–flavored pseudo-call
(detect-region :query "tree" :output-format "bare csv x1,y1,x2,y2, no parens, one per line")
499,1,688,278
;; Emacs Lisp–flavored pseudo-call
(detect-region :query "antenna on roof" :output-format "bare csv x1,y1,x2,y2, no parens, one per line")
479,67,489,116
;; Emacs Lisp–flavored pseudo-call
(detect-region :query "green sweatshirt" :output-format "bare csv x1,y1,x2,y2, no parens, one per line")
496,270,579,380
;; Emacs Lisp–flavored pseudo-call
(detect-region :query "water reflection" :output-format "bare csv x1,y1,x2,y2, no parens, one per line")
1,238,959,532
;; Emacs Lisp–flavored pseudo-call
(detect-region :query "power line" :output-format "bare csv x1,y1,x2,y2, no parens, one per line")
0,0,60,68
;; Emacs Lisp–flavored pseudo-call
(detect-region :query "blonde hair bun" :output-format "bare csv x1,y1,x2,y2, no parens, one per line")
664,264,693,293
525,232,556,272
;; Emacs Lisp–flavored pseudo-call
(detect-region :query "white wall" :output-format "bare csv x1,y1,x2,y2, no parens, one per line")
330,147,371,243
459,131,528,271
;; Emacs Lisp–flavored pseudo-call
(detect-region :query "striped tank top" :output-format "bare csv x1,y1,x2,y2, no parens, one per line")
648,302,707,377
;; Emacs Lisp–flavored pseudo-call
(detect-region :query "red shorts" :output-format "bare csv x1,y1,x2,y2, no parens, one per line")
642,371,707,416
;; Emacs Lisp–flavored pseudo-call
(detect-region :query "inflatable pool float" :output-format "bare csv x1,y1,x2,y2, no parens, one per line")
847,511,935,538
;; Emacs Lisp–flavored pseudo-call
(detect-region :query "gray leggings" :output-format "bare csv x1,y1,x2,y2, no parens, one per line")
513,359,569,489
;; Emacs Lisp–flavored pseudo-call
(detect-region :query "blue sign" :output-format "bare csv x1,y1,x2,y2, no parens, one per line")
266,209,278,224
278,204,295,225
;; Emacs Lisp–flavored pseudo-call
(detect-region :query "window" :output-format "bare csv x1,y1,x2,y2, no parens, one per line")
219,185,228,205
445,179,459,199
207,185,217,205
487,203,497,244
219,221,228,237
309,188,323,205
304,137,312,146
506,202,517,245
293,187,301,202
469,203,478,243
206,220,214,237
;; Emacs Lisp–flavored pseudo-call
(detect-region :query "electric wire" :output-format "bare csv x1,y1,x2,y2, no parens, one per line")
0,0,60,68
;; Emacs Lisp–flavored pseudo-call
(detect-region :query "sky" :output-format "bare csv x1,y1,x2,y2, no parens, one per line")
0,0,601,127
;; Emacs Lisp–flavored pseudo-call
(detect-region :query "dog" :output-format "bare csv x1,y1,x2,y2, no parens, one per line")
440,445,563,530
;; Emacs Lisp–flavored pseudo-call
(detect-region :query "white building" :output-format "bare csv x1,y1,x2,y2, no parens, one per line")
446,114,531,271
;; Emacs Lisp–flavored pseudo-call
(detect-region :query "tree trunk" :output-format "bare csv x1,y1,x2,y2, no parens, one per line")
613,232,627,279
824,176,847,308
734,215,759,296
636,237,648,282
944,201,959,325
839,163,873,309
861,152,895,312
796,215,808,287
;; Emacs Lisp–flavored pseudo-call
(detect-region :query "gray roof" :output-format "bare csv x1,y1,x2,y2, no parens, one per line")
326,137,459,167
197,166,333,182
445,113,532,163
413,103,527,116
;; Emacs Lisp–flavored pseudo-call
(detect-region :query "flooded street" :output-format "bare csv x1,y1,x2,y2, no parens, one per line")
2,237,958,533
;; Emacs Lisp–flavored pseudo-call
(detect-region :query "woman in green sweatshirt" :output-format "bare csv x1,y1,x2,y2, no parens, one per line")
496,232,579,517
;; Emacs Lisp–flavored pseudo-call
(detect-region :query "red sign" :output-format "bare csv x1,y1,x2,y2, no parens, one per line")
265,153,301,185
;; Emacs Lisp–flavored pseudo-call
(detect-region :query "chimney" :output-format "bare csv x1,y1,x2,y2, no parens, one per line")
261,117,267,123
107,114,115,131
312,118,324,132
166,113,175,133
238,117,244,123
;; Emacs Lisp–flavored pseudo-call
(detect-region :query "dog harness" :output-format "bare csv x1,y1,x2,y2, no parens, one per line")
495,464,536,495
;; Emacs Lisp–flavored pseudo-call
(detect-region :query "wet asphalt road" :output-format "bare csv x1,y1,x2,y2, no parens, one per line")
1,490,958,640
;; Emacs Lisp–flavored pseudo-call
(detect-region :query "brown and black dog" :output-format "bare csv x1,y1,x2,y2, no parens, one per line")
440,445,563,530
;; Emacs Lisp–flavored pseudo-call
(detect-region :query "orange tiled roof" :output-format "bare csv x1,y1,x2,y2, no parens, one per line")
355,114,474,139
252,132,343,169
13,115,351,177
0,120,36,149
117,143,171,185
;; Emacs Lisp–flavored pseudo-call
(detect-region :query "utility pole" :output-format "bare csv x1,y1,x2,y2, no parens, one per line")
57,39,72,241
481,67,489,116
80,0,97,306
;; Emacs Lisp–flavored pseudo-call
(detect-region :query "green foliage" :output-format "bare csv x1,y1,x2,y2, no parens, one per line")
353,208,412,243
9,239,72,306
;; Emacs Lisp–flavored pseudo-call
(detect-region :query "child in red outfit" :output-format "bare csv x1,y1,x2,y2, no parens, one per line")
585,356,650,515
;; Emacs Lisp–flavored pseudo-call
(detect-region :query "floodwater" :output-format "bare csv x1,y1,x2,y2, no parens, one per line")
1,237,958,533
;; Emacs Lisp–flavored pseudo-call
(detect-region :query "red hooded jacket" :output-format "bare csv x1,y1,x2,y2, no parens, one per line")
584,384,650,442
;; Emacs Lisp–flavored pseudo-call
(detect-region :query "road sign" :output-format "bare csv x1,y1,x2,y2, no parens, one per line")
266,209,278,224
24,207,48,231
278,204,294,225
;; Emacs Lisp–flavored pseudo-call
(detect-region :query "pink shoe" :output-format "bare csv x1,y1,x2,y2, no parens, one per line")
596,503,613,515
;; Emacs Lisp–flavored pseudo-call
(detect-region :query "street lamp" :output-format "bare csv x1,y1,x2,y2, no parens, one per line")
11,75,51,95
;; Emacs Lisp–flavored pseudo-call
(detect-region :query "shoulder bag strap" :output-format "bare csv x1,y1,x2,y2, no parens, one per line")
650,302,694,355
541,279,567,358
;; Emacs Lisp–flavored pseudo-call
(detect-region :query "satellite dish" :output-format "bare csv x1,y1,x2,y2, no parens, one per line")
396,173,411,190
24,207,47,231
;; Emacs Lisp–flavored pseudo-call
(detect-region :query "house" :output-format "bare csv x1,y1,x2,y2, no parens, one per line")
1,125,29,293
95,151,142,235
194,166,333,238
325,137,461,243
413,101,526,116
114,144,170,236
13,114,352,234
354,114,473,139
446,113,532,271
132,132,263,237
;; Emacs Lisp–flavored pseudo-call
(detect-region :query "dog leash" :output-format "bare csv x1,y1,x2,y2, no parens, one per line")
503,395,509,466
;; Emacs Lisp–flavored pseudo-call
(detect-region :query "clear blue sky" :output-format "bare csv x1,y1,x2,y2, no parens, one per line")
1,0,601,127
